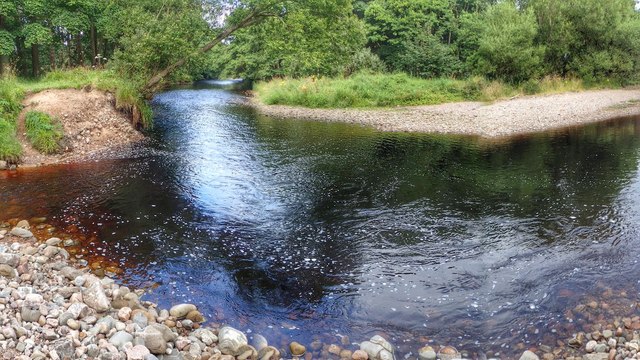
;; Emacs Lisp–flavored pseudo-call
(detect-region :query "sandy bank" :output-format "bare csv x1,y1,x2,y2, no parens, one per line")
252,89,640,138
17,89,144,167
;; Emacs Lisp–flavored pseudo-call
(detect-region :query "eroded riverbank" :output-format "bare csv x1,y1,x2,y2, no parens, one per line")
251,89,640,138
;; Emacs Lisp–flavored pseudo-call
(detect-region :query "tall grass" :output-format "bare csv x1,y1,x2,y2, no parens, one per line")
25,111,63,154
0,78,24,162
256,73,597,108
256,73,471,108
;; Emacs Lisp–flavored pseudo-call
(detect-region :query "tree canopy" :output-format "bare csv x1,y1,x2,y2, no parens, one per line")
0,0,638,89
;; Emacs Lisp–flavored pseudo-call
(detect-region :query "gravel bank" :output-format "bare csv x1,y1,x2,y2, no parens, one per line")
252,89,640,137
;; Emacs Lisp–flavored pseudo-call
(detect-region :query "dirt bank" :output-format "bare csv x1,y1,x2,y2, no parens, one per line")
252,89,640,138
18,89,145,167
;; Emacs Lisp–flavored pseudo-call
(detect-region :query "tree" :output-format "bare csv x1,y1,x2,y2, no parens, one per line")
474,2,544,83
211,1,366,80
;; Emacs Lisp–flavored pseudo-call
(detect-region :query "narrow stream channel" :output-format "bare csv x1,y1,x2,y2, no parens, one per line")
3,80,640,357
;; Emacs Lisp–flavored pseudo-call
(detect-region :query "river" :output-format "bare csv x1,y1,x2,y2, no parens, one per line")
3,80,640,358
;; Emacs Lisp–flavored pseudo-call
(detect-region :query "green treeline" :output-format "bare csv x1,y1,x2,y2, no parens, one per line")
214,0,640,86
0,0,638,162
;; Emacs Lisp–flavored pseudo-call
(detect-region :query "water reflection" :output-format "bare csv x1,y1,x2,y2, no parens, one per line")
2,83,640,356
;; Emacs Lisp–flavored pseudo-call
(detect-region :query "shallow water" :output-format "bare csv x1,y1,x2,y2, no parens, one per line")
3,80,640,357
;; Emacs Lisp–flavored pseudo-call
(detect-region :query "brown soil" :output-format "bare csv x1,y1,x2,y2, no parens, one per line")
252,89,640,138
18,88,145,167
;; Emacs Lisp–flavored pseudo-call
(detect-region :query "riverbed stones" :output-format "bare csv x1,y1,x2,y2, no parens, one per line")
142,325,168,354
258,346,281,360
83,280,111,312
10,227,33,238
438,346,461,360
418,346,436,360
0,263,16,277
352,350,369,360
218,326,248,355
290,341,306,356
110,330,134,349
519,350,539,360
360,335,394,360
169,303,197,318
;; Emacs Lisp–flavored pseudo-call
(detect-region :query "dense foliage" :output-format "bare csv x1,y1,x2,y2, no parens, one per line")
0,0,637,85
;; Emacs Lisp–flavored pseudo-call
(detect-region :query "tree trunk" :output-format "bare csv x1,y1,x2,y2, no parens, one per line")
144,12,265,93
0,15,8,77
31,44,40,77
90,24,97,66
75,32,83,67
49,46,56,70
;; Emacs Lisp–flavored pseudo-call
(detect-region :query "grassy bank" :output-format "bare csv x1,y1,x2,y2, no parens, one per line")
255,73,597,108
0,69,150,163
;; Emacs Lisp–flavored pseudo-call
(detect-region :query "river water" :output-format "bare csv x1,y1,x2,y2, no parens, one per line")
3,80,640,357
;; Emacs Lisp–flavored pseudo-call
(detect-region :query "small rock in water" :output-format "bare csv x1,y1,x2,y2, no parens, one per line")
353,350,370,360
585,340,598,353
169,303,197,319
218,326,248,356
290,341,306,356
438,346,461,360
360,335,394,360
519,350,539,360
418,346,437,360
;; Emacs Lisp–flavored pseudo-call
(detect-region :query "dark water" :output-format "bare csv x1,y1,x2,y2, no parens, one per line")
3,80,640,357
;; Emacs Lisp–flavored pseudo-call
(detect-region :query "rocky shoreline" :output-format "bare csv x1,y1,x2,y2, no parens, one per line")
251,89,640,138
0,219,639,360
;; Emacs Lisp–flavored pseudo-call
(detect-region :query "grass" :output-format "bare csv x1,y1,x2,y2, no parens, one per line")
24,111,63,154
255,73,599,109
0,78,25,162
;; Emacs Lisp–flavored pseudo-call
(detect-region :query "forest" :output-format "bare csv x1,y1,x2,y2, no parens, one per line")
1,0,640,160
1,0,639,86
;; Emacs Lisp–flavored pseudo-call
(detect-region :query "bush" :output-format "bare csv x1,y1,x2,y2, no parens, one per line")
343,48,387,76
25,111,63,154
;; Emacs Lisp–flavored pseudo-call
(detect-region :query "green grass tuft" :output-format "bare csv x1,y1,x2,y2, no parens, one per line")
0,119,22,162
25,111,64,154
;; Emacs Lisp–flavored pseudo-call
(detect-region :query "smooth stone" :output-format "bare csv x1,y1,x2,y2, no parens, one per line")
0,253,19,267
258,346,281,360
127,345,152,360
352,350,369,360
236,345,258,360
0,264,16,278
10,227,33,238
519,351,539,360
360,335,394,360
583,354,609,360
418,346,436,360
110,330,134,349
586,340,598,353
218,326,248,356
438,346,460,360
169,303,197,319
594,344,608,353
199,329,218,346
83,281,111,312
142,326,167,354
290,341,306,356
15,220,30,229
46,237,62,246
20,307,41,322
251,334,268,351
